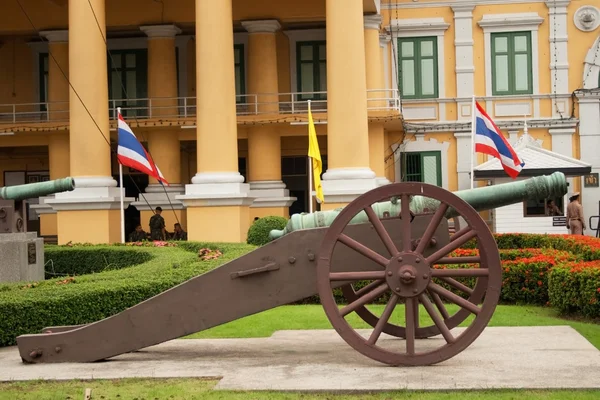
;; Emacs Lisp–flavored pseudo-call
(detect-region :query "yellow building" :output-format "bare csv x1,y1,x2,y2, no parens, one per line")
0,0,599,243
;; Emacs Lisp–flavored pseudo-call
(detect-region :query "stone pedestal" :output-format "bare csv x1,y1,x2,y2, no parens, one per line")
0,233,44,283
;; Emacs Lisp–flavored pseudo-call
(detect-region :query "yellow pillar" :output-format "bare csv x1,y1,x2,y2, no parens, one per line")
177,0,253,243
35,30,71,237
136,25,186,236
321,1,377,210
48,0,133,245
242,19,295,222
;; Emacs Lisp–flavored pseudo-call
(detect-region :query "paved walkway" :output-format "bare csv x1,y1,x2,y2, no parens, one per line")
1,326,599,391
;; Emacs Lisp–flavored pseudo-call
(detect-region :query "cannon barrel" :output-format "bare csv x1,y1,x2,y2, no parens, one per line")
269,171,568,240
0,177,75,201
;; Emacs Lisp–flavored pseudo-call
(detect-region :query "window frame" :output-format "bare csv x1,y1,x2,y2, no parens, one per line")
399,150,442,186
296,40,327,101
490,31,533,96
396,36,439,99
523,196,565,218
234,44,246,104
39,53,49,112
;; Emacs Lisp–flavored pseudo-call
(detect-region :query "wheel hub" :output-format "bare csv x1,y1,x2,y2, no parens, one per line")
385,253,430,298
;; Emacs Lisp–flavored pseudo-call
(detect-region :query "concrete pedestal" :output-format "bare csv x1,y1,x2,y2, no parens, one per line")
0,233,44,283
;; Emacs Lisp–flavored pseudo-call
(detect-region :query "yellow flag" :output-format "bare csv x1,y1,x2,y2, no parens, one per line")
307,101,324,204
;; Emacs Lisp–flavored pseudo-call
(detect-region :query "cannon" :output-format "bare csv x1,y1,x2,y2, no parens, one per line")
0,177,75,234
0,178,75,283
15,172,567,367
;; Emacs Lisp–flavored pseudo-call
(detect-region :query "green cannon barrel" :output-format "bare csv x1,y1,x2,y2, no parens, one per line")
0,177,76,201
268,171,568,240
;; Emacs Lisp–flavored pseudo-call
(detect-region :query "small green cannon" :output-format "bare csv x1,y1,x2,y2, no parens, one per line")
0,177,75,233
16,172,567,367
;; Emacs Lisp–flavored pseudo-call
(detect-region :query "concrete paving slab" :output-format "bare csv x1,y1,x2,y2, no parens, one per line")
0,326,599,391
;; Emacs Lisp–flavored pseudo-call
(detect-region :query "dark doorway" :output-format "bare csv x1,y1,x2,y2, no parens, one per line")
113,172,148,239
281,155,327,216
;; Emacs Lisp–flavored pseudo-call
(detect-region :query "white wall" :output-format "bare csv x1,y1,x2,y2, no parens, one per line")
494,202,569,234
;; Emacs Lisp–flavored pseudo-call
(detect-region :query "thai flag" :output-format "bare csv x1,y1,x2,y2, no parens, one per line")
473,101,524,179
116,111,169,185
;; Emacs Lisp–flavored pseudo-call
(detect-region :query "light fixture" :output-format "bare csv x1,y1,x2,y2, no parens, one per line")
0,131,15,136
181,125,196,129
290,121,327,125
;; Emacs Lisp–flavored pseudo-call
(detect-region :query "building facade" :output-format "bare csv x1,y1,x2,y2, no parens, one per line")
0,0,598,243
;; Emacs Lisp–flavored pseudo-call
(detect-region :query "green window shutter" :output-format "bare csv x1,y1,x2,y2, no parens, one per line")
296,41,327,101
491,31,533,95
397,37,438,99
107,49,149,118
39,53,49,112
400,151,442,186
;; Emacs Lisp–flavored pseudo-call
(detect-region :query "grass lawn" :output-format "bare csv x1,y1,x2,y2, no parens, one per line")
1,304,598,399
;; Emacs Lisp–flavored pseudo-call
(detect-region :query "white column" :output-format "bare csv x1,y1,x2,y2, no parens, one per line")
454,131,472,190
578,93,600,236
379,33,391,93
452,5,475,121
549,127,576,213
546,0,571,117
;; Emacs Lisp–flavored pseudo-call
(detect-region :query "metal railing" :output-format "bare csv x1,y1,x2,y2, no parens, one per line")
0,89,401,124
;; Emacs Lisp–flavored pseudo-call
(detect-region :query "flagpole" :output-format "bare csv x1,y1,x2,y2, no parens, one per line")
470,95,476,189
307,100,314,214
117,107,125,244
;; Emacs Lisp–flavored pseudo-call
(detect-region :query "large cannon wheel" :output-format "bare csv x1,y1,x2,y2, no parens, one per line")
338,213,489,339
316,182,501,366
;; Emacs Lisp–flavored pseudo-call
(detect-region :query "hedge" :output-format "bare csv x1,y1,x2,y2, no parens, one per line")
0,241,255,347
44,246,154,279
549,262,600,319
246,216,288,246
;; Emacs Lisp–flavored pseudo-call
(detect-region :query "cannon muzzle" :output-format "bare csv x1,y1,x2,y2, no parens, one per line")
269,171,568,240
0,177,75,201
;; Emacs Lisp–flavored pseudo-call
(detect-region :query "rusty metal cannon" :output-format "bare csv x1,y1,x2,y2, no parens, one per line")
15,172,567,366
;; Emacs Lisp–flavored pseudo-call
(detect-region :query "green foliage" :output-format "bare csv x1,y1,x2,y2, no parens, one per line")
246,216,288,246
549,263,600,319
44,246,154,279
0,242,255,347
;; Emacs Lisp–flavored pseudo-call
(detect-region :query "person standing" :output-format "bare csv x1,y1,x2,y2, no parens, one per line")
149,207,166,240
566,193,586,235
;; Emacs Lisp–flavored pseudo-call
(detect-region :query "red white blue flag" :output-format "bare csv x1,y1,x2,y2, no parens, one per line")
473,101,524,179
116,111,169,185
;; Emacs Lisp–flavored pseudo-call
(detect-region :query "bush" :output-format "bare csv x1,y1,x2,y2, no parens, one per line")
549,262,600,319
246,216,288,246
0,242,255,347
44,246,154,279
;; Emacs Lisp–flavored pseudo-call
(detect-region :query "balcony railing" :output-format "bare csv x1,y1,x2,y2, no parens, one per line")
0,89,401,124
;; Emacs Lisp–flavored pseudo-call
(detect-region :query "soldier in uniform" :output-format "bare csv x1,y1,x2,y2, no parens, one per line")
128,224,148,242
566,192,586,235
149,206,166,240
172,223,188,241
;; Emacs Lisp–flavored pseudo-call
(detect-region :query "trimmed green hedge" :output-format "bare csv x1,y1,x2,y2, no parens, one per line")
246,216,288,246
0,242,255,347
549,263,600,319
44,247,154,279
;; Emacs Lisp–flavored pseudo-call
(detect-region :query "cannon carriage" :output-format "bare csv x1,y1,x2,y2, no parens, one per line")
14,172,568,366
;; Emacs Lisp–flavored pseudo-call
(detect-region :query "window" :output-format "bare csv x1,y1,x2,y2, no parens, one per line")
491,31,533,96
39,53,49,112
296,41,327,101
397,37,438,99
234,44,246,103
524,196,564,217
400,151,441,186
108,49,148,118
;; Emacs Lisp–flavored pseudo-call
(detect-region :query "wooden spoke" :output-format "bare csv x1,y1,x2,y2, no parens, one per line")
450,226,472,243
400,194,412,252
405,297,416,355
431,268,489,278
429,291,450,320
364,205,399,258
415,202,449,254
338,233,389,267
419,294,455,344
434,256,481,265
367,294,399,345
329,271,387,281
339,283,389,317
425,229,478,265
437,277,475,296
427,282,481,315
355,280,385,297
